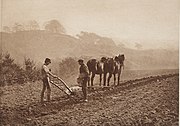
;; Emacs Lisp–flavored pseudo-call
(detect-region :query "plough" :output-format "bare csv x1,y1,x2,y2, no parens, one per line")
50,77,73,95
50,77,111,96
50,77,81,96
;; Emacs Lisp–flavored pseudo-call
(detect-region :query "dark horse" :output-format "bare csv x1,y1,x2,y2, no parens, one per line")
113,54,125,85
87,57,106,86
103,57,115,86
87,54,125,87
100,54,125,86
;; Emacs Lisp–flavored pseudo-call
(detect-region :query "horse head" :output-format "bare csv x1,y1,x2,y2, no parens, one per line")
114,56,119,63
118,54,125,65
100,57,107,63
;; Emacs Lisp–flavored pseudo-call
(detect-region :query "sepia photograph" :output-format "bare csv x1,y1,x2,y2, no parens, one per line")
0,0,179,125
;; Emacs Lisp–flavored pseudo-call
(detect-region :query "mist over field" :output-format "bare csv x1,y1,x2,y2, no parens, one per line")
0,30,178,70
1,0,178,71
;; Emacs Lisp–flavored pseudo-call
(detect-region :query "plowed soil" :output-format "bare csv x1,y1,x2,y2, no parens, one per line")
0,72,179,126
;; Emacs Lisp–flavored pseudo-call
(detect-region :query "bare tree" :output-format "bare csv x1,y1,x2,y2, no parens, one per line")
12,23,24,32
44,20,65,34
26,20,40,30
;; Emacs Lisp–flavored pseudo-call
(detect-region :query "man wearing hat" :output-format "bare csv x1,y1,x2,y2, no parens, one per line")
78,59,89,102
41,58,57,103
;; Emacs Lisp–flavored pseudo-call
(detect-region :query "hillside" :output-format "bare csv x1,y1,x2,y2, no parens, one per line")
1,31,81,62
1,31,179,69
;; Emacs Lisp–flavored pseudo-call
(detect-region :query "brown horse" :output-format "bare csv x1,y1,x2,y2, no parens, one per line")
102,57,115,86
87,54,125,87
113,54,125,85
87,57,106,86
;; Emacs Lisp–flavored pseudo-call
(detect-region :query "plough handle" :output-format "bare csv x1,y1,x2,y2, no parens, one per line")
57,77,72,93
50,81,71,95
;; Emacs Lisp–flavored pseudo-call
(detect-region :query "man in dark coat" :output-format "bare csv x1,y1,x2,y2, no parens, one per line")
78,59,89,102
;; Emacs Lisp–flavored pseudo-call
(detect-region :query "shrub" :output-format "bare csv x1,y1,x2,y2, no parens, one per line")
58,57,79,78
0,53,27,86
0,53,41,86
24,58,41,82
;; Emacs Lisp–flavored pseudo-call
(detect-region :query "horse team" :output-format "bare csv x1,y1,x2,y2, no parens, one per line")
87,54,125,87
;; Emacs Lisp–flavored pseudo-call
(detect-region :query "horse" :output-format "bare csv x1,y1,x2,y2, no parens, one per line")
113,54,125,85
87,54,125,87
103,54,125,86
87,57,106,87
102,57,115,86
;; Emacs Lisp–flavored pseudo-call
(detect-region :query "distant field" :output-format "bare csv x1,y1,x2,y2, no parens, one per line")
90,69,179,86
121,69,179,80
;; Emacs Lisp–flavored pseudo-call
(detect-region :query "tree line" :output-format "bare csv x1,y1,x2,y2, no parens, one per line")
2,19,66,34
0,52,80,86
0,53,41,86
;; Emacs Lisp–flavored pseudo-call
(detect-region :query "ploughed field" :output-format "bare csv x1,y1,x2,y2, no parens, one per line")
0,69,179,126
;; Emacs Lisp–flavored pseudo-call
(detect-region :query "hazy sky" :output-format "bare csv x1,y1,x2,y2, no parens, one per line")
1,0,179,49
